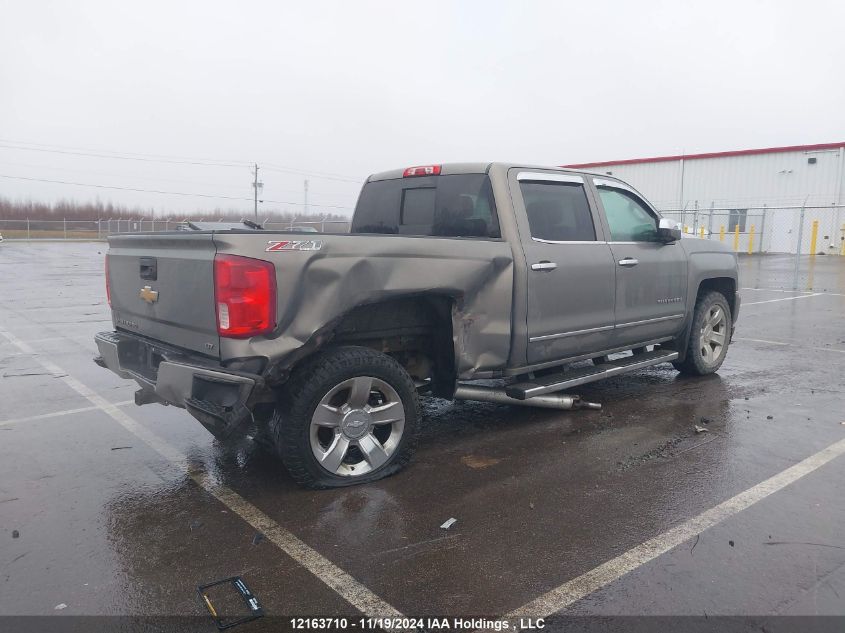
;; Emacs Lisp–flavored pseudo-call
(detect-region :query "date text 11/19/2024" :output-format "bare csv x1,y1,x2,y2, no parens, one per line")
289,617,546,630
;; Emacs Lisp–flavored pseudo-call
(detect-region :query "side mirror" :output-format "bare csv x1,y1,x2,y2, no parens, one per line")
657,218,682,243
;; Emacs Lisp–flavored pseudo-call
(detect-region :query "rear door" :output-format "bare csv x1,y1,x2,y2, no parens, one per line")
509,170,617,364
591,178,688,346
107,233,220,356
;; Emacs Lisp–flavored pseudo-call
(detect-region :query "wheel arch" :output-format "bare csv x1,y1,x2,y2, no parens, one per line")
278,294,458,398
672,276,737,362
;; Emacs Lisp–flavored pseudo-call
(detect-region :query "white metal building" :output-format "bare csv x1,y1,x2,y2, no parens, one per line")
565,142,845,255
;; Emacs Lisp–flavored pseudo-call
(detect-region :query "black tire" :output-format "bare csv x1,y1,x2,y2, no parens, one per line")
269,346,420,489
673,291,732,376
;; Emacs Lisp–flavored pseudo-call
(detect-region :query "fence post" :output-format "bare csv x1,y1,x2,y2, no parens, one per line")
719,225,725,242
707,202,714,237
693,201,699,235
841,224,845,256
63,217,67,240
793,203,806,290
758,204,767,253
747,225,755,255
809,220,819,256
733,224,740,252
27,218,30,239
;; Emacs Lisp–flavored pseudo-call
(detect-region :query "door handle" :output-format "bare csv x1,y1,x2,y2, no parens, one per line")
531,261,557,272
617,258,639,267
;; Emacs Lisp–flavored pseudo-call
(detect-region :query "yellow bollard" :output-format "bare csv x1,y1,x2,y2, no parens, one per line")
747,225,755,254
733,225,740,252
699,226,705,239
684,225,689,234
809,220,819,256
720,225,725,242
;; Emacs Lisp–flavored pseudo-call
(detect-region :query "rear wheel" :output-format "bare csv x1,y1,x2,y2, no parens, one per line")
269,346,419,488
673,291,732,375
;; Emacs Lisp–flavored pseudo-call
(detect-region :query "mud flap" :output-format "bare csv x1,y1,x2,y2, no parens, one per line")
185,397,253,440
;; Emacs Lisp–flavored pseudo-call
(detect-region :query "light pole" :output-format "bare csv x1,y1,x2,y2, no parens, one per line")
252,163,263,220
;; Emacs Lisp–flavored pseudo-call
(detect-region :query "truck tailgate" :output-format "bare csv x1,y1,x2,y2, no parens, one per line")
107,233,219,357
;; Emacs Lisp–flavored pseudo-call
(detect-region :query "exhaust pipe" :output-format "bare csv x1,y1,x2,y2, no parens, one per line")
453,384,601,410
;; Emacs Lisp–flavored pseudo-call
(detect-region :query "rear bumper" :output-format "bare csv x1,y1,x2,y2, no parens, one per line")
94,331,262,438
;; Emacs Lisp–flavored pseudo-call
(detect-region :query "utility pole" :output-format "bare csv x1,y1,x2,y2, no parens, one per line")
252,163,263,220
304,179,309,217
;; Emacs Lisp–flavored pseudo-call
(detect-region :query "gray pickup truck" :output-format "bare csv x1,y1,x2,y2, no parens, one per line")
95,163,739,487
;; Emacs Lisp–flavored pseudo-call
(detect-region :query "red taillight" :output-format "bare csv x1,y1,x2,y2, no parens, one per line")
105,254,111,307
403,165,441,177
213,254,276,338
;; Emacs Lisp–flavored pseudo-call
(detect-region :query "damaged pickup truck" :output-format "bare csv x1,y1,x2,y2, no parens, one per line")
95,163,739,487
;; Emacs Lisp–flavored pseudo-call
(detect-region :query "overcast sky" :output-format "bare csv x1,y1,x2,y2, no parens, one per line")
1,0,843,217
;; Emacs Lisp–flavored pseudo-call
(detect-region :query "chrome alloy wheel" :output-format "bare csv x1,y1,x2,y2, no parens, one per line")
700,305,727,366
309,376,405,477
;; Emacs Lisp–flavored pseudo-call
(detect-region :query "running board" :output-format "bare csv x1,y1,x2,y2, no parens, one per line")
506,349,679,400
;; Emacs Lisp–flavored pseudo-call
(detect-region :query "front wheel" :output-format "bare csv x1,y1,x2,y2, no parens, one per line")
269,346,420,488
673,291,732,376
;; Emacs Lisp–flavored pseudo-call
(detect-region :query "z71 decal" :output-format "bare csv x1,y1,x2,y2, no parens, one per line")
265,240,323,252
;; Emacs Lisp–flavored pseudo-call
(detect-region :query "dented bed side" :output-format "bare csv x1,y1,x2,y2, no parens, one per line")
212,232,517,379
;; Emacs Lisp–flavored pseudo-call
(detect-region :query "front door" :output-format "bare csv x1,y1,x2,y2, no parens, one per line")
512,170,617,364
592,178,688,347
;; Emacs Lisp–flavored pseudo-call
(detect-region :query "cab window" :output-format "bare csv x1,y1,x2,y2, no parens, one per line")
597,187,659,242
519,181,596,242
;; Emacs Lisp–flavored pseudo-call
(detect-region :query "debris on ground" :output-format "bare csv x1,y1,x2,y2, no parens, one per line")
461,455,501,469
12,530,19,539
54,603,67,610
729,540,735,547
694,425,708,434
699,416,712,425
189,520,203,531
440,518,457,530
198,576,263,630
110,446,132,451
529,502,535,510
251,532,265,546
766,415,774,420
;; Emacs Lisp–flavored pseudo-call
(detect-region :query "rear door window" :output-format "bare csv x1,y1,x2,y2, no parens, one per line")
352,174,500,238
518,180,596,242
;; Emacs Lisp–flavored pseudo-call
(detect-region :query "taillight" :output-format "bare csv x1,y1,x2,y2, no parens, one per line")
403,165,441,177
214,254,276,338
105,254,111,307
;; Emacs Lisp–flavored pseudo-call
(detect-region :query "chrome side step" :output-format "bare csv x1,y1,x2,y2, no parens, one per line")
506,349,679,400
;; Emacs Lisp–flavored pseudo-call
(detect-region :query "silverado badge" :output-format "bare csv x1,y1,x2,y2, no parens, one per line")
139,285,159,304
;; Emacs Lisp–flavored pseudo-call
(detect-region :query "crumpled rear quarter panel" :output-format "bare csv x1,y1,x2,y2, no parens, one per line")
213,234,514,379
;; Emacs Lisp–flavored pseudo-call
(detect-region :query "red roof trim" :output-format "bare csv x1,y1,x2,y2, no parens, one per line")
563,142,845,169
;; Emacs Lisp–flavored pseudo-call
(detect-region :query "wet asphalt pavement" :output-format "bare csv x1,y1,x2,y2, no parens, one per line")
1,242,844,629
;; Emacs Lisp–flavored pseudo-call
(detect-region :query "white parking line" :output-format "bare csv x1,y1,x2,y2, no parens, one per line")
0,400,134,427
740,287,812,294
743,293,823,306
507,435,845,618
0,324,405,623
734,336,845,354
741,287,845,297
733,337,790,346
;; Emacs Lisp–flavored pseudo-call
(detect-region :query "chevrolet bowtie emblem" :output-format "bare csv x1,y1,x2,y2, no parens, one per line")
139,285,159,304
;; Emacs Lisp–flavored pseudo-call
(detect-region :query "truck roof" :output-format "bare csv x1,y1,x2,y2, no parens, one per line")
366,162,592,182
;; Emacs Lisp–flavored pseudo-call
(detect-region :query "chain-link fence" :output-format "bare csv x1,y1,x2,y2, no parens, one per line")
0,217,352,239
659,204,845,256
2,208,843,257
